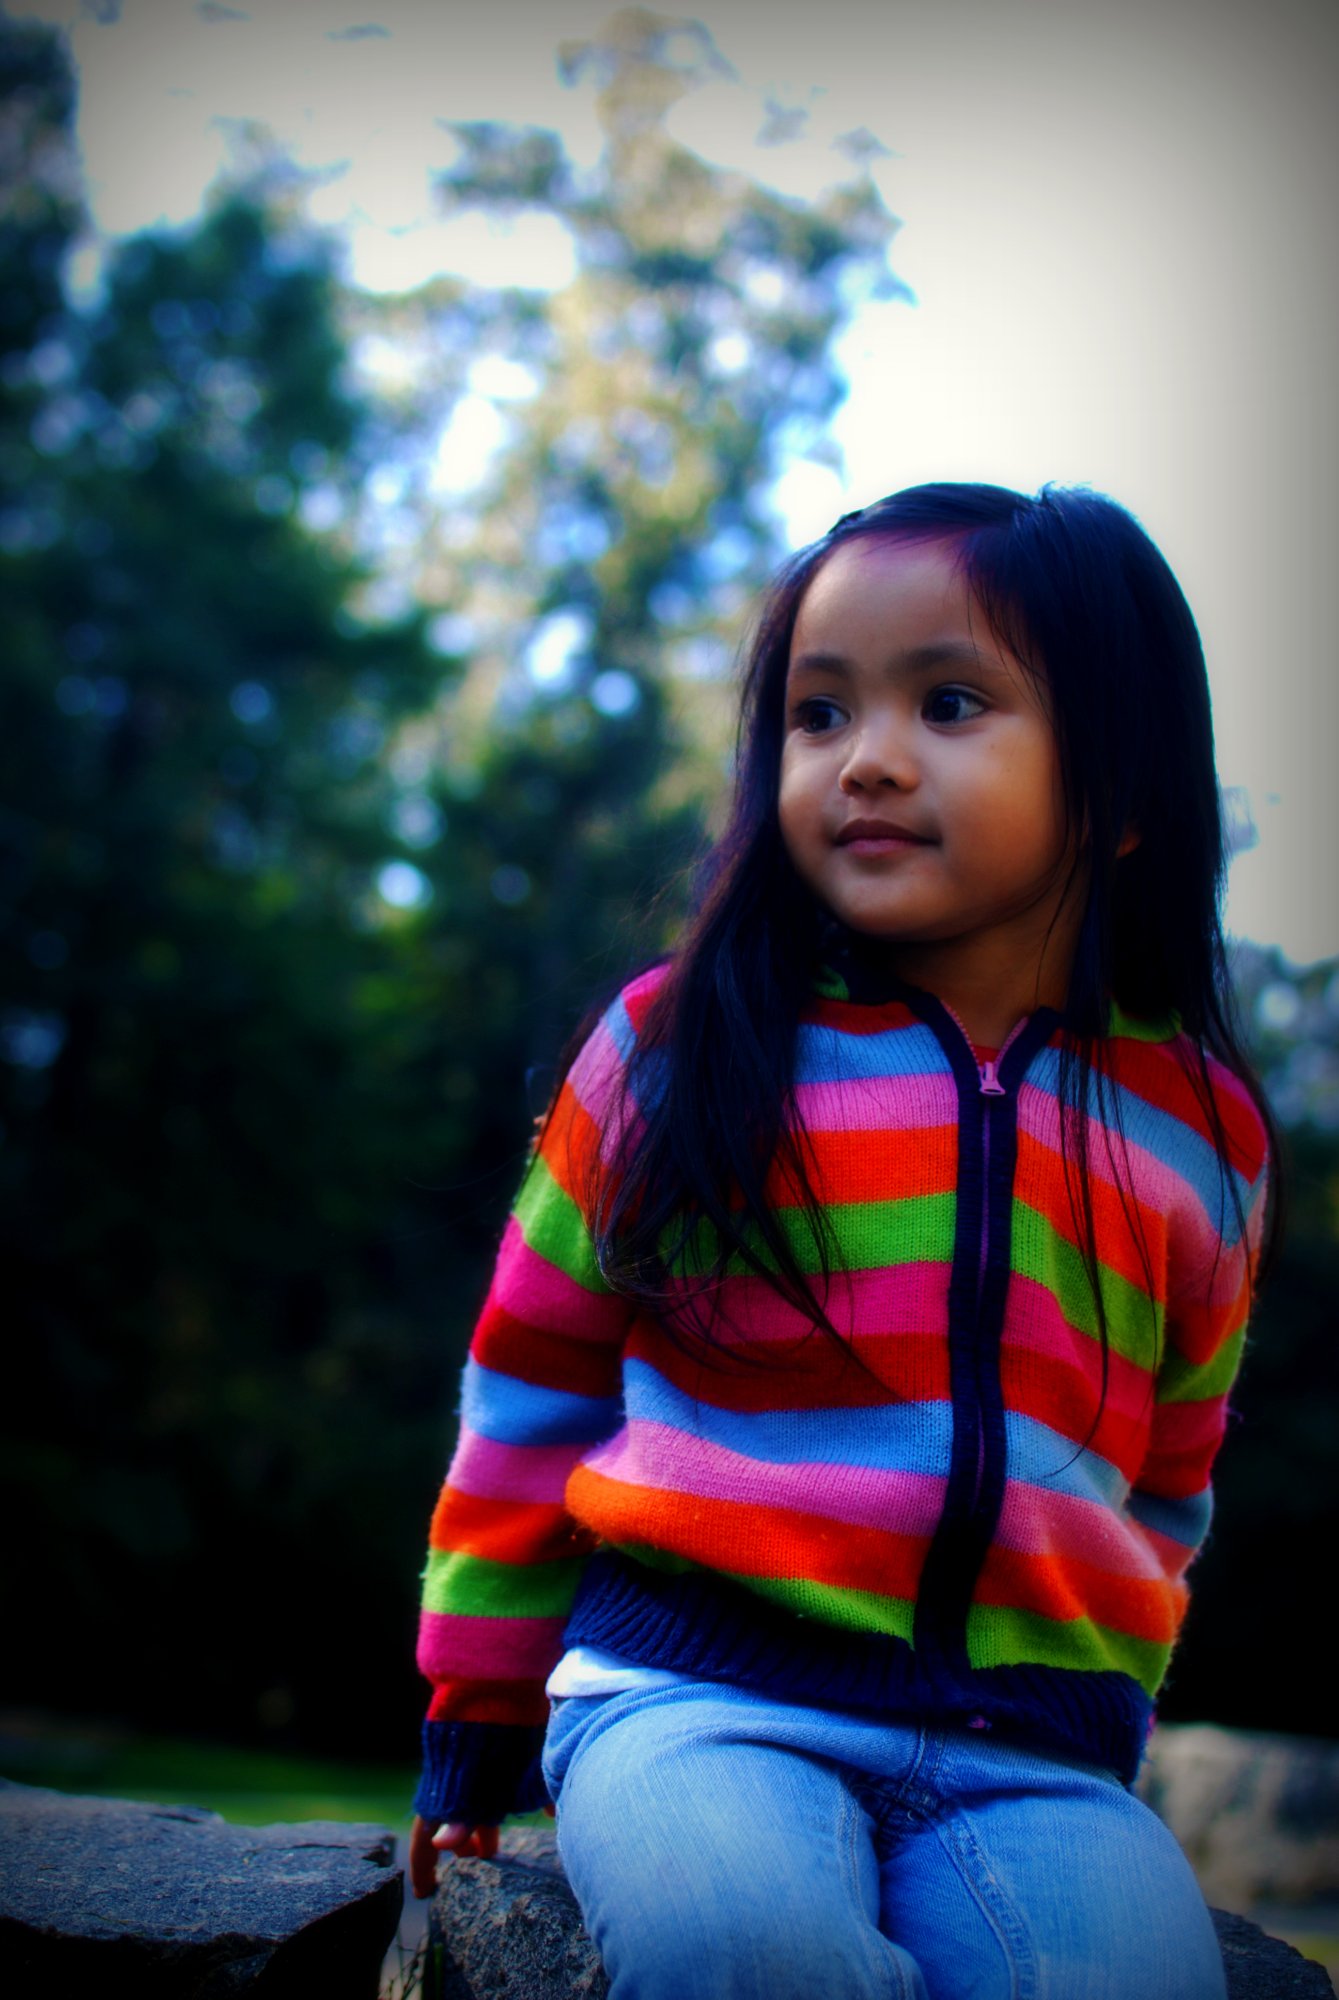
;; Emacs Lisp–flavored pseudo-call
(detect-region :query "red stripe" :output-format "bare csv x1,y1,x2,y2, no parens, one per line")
427,1679,551,1725
766,1123,958,1207
1139,1397,1229,1497
474,1306,625,1398
630,1323,952,1412
429,1488,597,1565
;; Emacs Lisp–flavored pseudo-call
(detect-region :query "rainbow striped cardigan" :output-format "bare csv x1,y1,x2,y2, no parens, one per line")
415,962,1269,1823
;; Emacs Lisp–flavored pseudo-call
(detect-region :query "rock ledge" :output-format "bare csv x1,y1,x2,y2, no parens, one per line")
428,1828,1333,2000
0,1778,402,1997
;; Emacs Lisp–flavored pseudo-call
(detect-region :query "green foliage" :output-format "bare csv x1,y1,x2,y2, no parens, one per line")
1,11,901,1756
1161,944,1339,1735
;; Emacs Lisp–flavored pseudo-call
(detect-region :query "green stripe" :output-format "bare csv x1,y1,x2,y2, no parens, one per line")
610,1544,917,1640
677,1193,956,1279
1107,1002,1178,1044
421,1548,584,1620
612,1546,1169,1691
514,1154,611,1293
728,1570,918,1643
1156,1323,1245,1404
1010,1202,1164,1368
966,1602,1171,1693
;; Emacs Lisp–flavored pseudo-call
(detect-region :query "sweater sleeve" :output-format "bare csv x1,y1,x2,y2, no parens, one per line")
414,997,639,1825
1124,1074,1270,1592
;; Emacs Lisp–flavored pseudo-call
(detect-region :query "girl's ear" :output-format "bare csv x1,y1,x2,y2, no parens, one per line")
1116,821,1141,859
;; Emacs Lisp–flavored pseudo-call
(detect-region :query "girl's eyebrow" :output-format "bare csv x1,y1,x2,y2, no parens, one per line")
788,639,1007,680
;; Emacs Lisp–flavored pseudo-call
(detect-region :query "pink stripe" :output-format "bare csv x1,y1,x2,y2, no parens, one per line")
491,1221,628,1339
449,1426,588,1504
661,1262,952,1342
416,1609,565,1680
583,1421,947,1537
792,1076,956,1135
1000,1276,1159,1423
1134,1521,1198,1584
584,1421,1174,1587
566,1016,626,1126
993,1483,1172,1581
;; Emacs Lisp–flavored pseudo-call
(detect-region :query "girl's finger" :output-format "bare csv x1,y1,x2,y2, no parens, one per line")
409,1815,442,1900
432,1821,500,1859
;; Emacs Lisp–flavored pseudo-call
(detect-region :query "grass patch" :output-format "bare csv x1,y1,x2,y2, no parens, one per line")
0,1706,416,1830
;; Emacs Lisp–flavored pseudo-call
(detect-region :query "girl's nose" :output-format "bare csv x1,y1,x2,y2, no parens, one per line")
839,722,918,793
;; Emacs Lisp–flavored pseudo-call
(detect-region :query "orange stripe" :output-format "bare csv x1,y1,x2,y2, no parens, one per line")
537,1083,605,1208
977,1543,1185,1644
568,1464,930,1603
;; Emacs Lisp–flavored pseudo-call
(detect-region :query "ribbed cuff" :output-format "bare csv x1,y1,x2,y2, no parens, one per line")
413,1718,550,1825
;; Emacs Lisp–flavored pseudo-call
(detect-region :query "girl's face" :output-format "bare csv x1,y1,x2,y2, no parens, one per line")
778,535,1082,1011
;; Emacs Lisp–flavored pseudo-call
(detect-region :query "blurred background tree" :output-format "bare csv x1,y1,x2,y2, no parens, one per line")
1,7,1335,1767
0,9,901,1755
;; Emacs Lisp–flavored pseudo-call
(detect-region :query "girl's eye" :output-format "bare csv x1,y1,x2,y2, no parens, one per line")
924,686,986,726
793,697,847,734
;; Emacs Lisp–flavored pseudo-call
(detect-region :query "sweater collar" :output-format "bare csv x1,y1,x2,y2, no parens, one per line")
813,934,1178,1046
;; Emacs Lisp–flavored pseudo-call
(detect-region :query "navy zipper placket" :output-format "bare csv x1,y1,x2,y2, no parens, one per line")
909,997,1059,1680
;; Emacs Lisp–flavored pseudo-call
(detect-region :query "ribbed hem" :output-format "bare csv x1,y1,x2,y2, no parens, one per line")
566,1552,1154,1786
414,1719,549,1825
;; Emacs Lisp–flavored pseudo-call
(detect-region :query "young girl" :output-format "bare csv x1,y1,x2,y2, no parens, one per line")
408,483,1275,1999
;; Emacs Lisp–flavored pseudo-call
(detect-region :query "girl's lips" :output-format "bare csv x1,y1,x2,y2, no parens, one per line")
835,821,933,850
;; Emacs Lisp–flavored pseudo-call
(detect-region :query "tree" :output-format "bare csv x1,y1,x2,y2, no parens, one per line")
2,9,906,1752
1,18,453,1745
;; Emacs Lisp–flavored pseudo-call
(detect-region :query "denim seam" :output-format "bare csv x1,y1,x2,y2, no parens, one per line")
929,1806,1037,2000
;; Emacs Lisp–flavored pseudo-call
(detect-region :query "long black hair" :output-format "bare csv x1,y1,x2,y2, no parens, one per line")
583,481,1278,1355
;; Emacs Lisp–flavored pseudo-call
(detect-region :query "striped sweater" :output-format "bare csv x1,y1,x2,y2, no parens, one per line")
415,961,1269,1823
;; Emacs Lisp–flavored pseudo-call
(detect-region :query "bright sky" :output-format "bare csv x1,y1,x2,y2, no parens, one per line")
17,0,1339,964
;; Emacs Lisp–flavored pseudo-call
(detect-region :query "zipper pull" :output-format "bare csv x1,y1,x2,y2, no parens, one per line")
978,1059,1006,1097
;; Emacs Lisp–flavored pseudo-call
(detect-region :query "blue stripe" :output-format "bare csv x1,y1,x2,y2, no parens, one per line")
622,1358,955,1473
1126,1484,1213,1551
794,1018,950,1087
602,993,637,1063
462,1358,623,1446
999,1410,1130,1507
1025,1049,1255,1244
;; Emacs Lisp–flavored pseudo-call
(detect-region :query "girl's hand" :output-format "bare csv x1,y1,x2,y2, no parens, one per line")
433,1819,501,1861
409,1812,500,1896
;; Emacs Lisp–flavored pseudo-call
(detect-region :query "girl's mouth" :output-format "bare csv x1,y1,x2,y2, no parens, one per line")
835,819,933,851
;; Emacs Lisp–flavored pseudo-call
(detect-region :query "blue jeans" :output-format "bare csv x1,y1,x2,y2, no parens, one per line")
541,1681,1225,2000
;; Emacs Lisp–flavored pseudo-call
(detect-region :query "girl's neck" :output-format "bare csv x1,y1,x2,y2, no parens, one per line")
834,930,1073,1051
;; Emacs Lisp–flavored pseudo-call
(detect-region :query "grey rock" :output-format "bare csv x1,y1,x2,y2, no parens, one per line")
0,1778,402,1997
1140,1726,1339,1911
428,1830,606,2000
430,1830,1332,2000
1213,1910,1333,1999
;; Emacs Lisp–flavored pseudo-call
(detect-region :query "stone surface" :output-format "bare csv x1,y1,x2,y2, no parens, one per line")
0,1778,403,1997
429,1828,1333,2000
1140,1725,1339,1912
1213,1910,1334,1999
428,1829,606,2000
